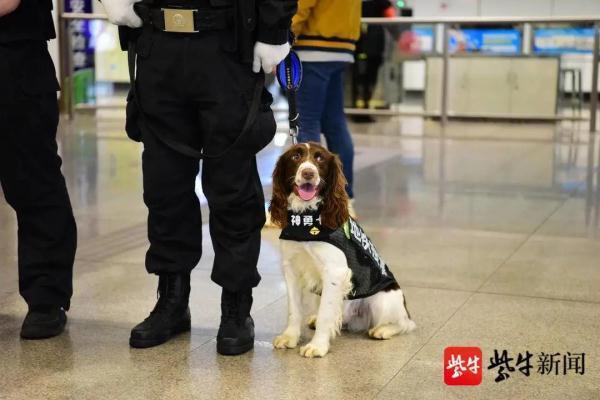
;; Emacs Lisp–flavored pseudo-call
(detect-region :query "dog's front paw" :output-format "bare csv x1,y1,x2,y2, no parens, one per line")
273,333,299,349
299,341,329,358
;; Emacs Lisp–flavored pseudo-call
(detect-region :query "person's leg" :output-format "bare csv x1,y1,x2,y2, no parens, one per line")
320,63,355,199
0,95,76,310
129,31,204,348
202,154,264,291
199,79,266,356
297,62,332,144
129,129,200,349
366,55,383,107
142,130,203,275
0,43,76,339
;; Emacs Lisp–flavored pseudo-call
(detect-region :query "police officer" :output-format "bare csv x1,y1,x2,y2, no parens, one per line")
0,0,77,339
100,0,296,354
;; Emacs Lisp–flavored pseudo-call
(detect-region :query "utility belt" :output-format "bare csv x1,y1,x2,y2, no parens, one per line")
120,0,256,61
125,0,264,159
137,2,234,34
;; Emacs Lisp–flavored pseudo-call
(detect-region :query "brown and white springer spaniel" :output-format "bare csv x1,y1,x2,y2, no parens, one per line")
269,142,415,358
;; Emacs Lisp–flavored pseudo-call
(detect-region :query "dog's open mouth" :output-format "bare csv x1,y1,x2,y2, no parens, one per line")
296,183,318,201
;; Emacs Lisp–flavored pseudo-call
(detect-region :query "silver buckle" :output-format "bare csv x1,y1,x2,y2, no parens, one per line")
163,8,198,33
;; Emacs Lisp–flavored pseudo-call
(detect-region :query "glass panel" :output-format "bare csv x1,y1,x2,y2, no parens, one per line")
66,19,129,109
532,24,597,119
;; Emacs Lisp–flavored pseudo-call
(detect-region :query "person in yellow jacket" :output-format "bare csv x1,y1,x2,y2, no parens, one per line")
292,0,362,201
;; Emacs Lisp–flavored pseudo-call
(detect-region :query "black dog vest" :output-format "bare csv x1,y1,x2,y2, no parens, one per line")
279,208,397,300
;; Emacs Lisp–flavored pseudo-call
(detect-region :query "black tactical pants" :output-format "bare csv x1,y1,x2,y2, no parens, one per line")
131,26,276,291
0,41,77,310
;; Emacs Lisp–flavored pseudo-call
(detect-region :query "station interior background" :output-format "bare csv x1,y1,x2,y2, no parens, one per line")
2,0,600,399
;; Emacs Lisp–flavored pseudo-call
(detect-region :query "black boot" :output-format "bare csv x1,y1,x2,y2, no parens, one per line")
216,289,255,356
129,273,191,349
20,306,67,340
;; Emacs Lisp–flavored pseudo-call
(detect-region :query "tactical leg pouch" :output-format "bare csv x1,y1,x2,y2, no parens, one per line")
125,89,143,142
244,88,276,155
125,22,154,143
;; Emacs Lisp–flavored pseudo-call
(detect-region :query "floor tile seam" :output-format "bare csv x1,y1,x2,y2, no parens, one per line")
401,284,474,294
493,141,548,179
372,287,477,399
422,134,577,144
73,217,147,239
48,317,221,340
360,224,530,240
76,239,153,262
403,282,600,305
90,135,133,142
78,225,148,247
77,228,148,253
371,199,568,397
473,193,574,295
76,238,148,258
75,259,284,278
475,289,600,306
357,133,592,146
107,337,215,400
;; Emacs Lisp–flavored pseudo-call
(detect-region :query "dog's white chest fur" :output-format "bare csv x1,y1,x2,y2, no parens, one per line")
282,240,350,297
275,227,415,358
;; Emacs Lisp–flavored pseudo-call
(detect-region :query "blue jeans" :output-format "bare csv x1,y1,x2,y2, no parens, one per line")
297,62,355,198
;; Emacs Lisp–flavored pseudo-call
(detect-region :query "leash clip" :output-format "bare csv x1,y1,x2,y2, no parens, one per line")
289,125,299,145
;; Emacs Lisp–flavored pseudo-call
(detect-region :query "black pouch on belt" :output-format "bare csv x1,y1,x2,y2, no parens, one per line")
125,86,142,142
124,2,155,142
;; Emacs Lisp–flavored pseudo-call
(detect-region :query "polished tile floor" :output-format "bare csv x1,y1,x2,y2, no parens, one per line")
1,114,600,400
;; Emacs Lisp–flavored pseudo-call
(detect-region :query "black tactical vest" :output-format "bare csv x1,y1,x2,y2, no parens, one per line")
280,207,398,300
0,0,56,43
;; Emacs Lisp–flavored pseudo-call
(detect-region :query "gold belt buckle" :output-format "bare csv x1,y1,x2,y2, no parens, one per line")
163,8,198,33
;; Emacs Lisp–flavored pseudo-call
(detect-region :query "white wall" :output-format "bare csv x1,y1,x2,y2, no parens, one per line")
481,0,552,17
553,0,600,16
404,0,600,17
410,0,479,17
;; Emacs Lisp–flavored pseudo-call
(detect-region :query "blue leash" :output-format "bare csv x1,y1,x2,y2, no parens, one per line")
276,51,303,145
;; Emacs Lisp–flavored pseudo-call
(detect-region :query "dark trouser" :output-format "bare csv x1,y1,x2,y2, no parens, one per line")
297,62,355,198
132,27,275,291
353,54,383,109
0,41,77,310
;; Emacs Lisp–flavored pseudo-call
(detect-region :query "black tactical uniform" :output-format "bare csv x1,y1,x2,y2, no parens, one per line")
121,0,297,354
0,0,77,338
352,0,391,121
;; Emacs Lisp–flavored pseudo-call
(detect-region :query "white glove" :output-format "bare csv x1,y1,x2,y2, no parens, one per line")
252,42,291,73
101,0,143,28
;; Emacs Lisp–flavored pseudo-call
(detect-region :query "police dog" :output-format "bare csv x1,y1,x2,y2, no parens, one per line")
269,143,415,358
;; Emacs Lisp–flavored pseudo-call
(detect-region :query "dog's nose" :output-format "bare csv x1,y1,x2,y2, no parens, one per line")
302,169,315,180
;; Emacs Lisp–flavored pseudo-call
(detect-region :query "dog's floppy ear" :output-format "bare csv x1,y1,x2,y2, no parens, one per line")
320,153,350,229
269,154,290,228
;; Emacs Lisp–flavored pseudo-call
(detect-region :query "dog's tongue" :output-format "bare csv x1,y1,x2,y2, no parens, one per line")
298,183,317,201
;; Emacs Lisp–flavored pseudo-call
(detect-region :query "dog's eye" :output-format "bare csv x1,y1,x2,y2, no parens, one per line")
292,153,301,161
315,154,324,163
